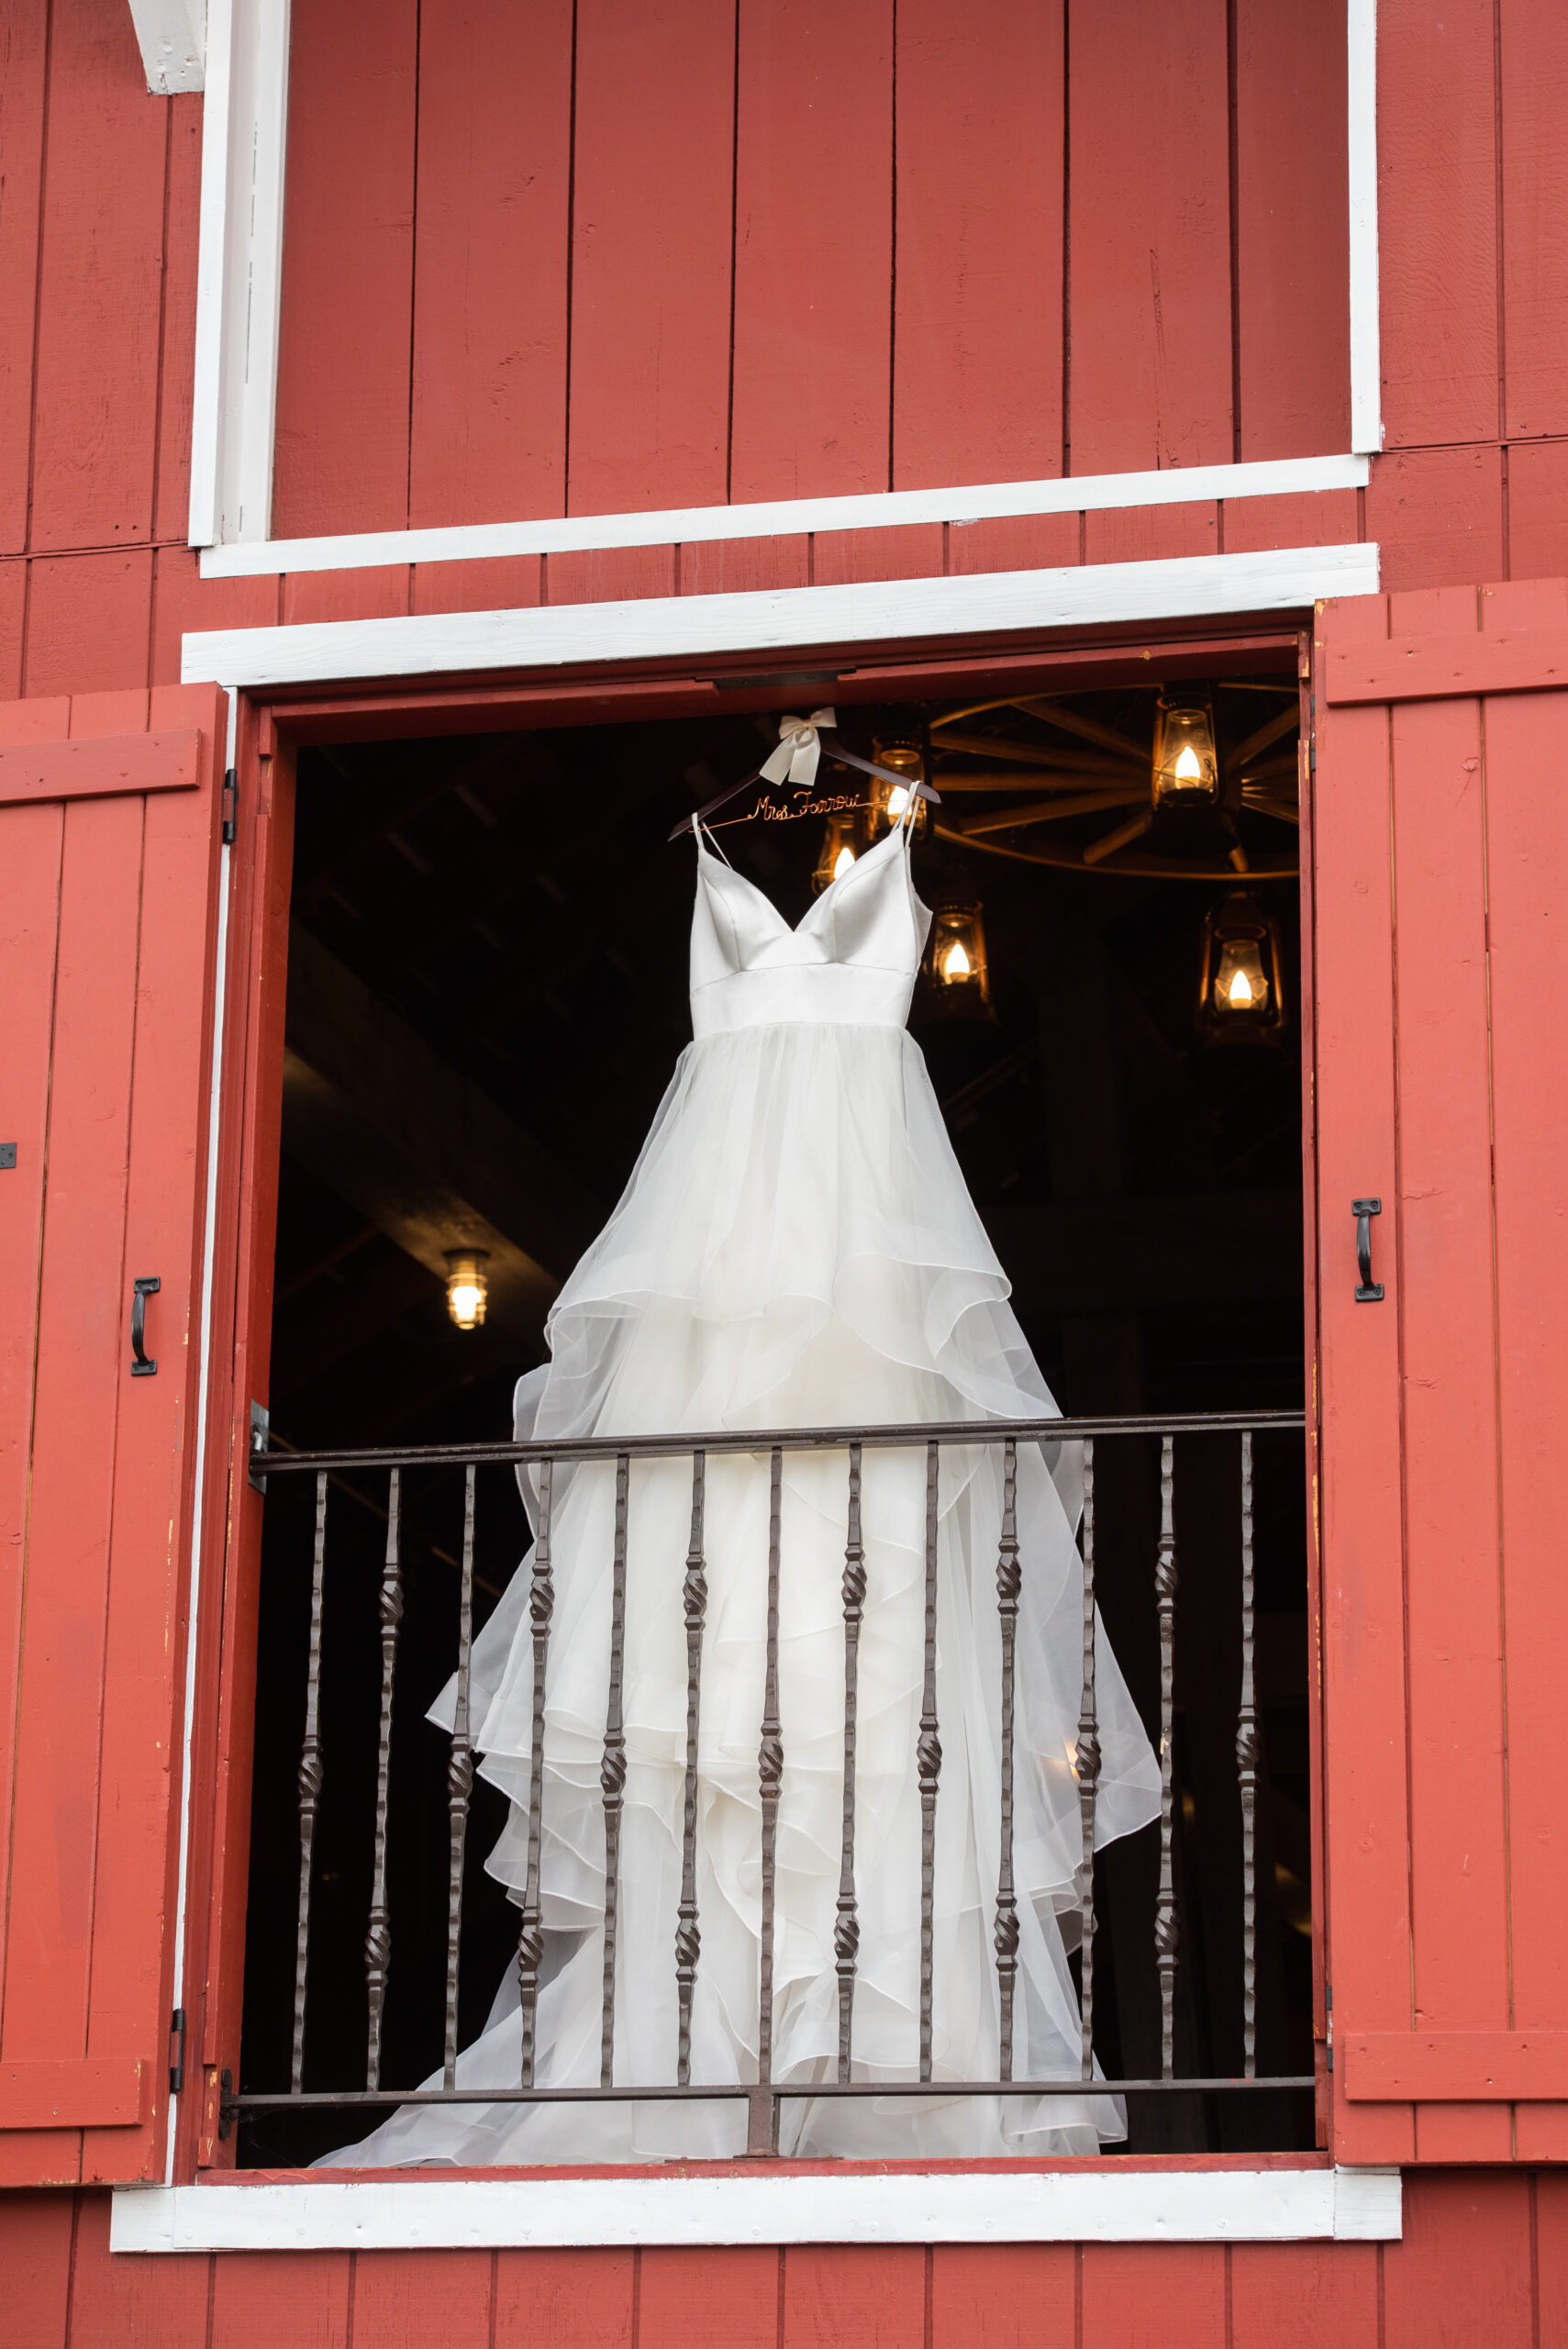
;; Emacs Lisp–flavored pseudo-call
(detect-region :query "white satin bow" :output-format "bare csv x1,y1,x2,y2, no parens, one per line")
759,707,837,791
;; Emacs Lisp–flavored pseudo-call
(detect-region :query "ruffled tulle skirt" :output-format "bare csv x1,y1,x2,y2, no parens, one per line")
324,1021,1160,2165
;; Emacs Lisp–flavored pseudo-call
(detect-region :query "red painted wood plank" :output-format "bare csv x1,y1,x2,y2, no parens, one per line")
932,2244,1074,2349
812,524,945,586
1499,0,1568,438
350,2249,493,2348
1346,2030,1568,2099
0,730,199,806
0,2187,73,2349
0,561,22,698
409,0,572,529
1505,443,1568,584
1377,0,1499,448
67,2188,211,2349
546,547,677,606
83,746,221,2186
1084,504,1219,566
28,0,167,552
1383,2171,1533,2349
1234,0,1350,459
0,796,64,2116
947,515,1080,576
1081,2245,1225,2349
211,2248,350,2349
891,0,1063,491
1539,2171,1568,2343
493,2247,633,2349
0,2060,144,2127
567,0,735,518
281,569,412,629
1067,0,1231,473
683,537,811,596
412,558,544,618
1481,580,1568,2159
1385,584,1510,2165
1223,490,1360,556
1364,448,1506,598
1230,2242,1378,2349
150,549,282,690
0,1,48,554
272,0,419,537
730,0,895,501
639,2247,779,2349
783,2247,924,2349
1327,624,1568,705
151,94,206,549
24,554,154,699
1314,593,1415,2168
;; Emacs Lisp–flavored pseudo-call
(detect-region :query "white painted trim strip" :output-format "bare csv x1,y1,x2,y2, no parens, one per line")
112,2167,1401,2253
198,455,1371,580
187,0,293,548
1347,0,1384,454
128,0,206,94
183,543,1379,692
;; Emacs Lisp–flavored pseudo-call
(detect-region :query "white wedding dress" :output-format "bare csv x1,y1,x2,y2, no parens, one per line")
327,812,1159,2165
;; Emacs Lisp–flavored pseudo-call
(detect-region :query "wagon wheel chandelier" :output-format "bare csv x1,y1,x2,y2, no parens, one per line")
925,683,1301,882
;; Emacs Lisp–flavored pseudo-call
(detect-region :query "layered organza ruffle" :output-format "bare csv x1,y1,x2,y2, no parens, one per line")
324,1021,1159,2165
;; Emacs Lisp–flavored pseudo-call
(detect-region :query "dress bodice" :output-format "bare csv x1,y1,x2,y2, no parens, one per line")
690,821,932,1036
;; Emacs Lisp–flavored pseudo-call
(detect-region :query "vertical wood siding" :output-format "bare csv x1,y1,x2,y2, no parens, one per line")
1316,582,1568,2166
0,1,1564,673
0,2174,1562,2348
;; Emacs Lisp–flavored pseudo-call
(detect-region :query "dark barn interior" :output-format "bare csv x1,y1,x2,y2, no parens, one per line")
240,678,1314,2164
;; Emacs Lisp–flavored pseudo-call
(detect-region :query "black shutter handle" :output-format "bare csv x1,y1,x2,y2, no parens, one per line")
1352,1200,1384,1302
131,1275,161,1375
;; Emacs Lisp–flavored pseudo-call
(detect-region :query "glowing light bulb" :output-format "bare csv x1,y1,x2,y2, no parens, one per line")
1174,743,1203,781
444,1250,490,1330
941,939,972,980
886,784,910,818
1228,967,1254,1006
834,844,856,880
449,1281,483,1328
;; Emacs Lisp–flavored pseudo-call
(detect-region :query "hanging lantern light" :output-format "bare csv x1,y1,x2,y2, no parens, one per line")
1197,891,1285,1044
1152,692,1221,807
812,804,873,892
923,895,993,1015
869,735,929,838
444,1250,490,1330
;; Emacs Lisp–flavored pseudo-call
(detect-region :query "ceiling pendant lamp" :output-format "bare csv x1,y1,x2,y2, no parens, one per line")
444,1250,490,1330
869,735,930,839
1152,693,1221,807
1197,891,1285,1044
812,806,872,893
924,894,994,1017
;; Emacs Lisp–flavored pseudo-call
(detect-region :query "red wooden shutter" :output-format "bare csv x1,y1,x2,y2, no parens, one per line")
1316,581,1568,2165
0,686,226,2185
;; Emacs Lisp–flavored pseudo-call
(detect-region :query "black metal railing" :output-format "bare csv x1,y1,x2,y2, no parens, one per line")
230,1409,1312,2154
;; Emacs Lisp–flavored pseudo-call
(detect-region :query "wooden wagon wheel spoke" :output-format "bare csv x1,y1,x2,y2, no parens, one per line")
1230,706,1301,767
932,729,1143,780
933,766,1147,793
957,789,1150,837
1010,697,1150,762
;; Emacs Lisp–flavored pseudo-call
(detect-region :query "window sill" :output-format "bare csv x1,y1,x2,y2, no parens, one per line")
111,2158,1400,2251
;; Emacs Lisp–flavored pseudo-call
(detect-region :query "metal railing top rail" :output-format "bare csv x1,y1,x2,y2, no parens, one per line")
250,1406,1307,1478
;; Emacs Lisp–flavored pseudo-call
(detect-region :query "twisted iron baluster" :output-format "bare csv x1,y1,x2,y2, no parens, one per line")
751,1448,784,2154
517,1459,554,2087
1236,1431,1259,2080
1154,1434,1179,2079
600,1453,630,2087
836,1443,865,2082
443,1466,476,2088
364,1467,402,2091
994,1440,1020,2080
917,1442,942,2083
291,1471,328,2096
1076,1438,1101,2080
676,1453,707,2087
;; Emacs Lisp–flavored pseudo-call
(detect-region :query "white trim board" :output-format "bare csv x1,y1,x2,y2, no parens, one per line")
186,7,1380,559
112,2166,1402,2254
183,543,1379,692
198,454,1371,581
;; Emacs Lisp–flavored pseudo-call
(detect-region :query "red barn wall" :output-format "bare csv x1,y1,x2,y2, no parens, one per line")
2,0,1564,697
4,2171,1565,2349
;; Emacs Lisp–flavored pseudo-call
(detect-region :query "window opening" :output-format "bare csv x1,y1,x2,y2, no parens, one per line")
237,674,1313,2166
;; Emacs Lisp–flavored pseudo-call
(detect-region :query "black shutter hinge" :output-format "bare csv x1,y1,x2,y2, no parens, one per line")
169,2006,187,2096
221,767,238,846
